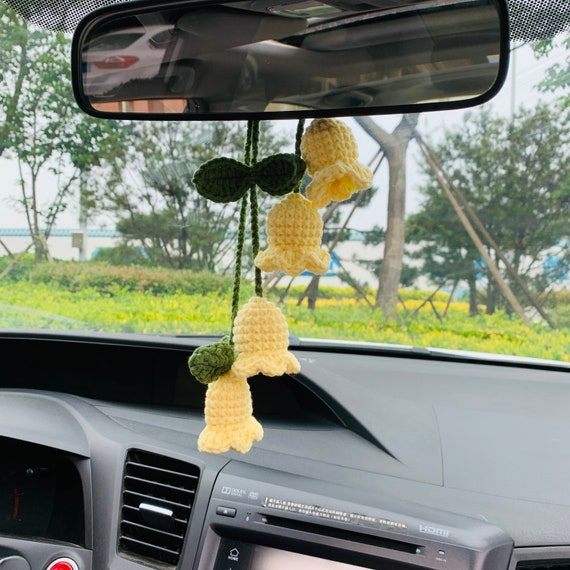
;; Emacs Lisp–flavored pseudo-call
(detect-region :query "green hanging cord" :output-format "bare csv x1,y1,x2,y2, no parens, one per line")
248,120,263,297
229,120,255,342
188,120,254,383
229,194,248,342
295,118,305,155
244,119,254,166
293,118,305,193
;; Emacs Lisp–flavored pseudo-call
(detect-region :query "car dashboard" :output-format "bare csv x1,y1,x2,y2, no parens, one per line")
0,331,569,570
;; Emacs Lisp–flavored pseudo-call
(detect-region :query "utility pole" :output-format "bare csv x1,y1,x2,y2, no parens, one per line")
78,171,88,261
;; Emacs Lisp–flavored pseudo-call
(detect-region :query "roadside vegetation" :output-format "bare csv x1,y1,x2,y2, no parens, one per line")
1,259,568,362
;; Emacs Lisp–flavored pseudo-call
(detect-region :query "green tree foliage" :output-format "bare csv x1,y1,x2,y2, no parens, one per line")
408,103,570,315
533,35,570,107
102,121,288,271
0,2,130,261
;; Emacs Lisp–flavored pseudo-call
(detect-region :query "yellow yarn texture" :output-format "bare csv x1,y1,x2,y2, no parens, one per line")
301,118,373,208
232,296,300,378
198,371,263,454
255,193,330,277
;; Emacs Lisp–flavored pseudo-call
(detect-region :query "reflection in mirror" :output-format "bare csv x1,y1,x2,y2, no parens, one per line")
74,0,508,118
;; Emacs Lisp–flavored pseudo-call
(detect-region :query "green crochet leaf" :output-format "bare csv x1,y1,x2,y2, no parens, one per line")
193,153,306,203
255,153,306,197
193,157,251,203
188,339,237,384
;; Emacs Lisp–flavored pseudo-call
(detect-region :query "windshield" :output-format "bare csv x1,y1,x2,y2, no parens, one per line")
0,0,569,364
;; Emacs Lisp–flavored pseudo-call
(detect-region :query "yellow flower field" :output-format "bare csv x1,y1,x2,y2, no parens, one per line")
1,282,568,362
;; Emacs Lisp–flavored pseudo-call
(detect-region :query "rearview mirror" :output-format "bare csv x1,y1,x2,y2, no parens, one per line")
71,0,509,120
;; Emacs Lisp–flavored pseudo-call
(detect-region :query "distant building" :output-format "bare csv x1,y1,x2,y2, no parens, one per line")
0,228,121,260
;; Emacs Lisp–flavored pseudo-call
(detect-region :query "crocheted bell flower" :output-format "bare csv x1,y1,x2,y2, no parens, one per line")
255,193,330,277
301,118,373,208
198,371,263,454
231,296,300,378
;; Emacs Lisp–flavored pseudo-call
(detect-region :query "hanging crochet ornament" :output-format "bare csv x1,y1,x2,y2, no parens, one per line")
198,371,264,454
190,121,262,454
255,192,330,277
231,130,301,378
301,118,373,208
191,119,305,454
231,296,300,378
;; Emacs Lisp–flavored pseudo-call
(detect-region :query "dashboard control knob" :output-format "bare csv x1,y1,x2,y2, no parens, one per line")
46,558,79,570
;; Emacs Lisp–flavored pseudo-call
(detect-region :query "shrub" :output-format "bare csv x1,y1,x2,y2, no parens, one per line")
91,245,150,266
29,262,232,296
0,254,36,282
543,291,570,329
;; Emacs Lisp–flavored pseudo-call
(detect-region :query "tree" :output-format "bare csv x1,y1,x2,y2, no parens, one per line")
354,115,419,318
533,36,570,107
408,194,482,316
1,2,129,261
0,2,31,159
103,121,288,271
409,103,570,314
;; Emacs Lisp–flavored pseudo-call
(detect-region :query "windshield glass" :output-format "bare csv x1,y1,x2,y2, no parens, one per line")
0,0,568,364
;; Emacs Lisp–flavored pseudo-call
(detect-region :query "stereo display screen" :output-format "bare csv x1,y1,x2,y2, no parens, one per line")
214,538,372,570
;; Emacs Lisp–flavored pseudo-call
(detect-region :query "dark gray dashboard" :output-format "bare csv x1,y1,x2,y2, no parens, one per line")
0,331,569,570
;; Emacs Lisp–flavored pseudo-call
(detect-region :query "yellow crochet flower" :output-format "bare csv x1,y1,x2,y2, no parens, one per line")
301,118,373,208
231,296,300,378
255,193,330,277
198,371,263,454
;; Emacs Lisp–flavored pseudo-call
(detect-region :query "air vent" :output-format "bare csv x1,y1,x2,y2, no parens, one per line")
118,449,200,568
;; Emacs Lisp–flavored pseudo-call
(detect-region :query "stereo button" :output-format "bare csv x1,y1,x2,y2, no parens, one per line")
216,506,237,518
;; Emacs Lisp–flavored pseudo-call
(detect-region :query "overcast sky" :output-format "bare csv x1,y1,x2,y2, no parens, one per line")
0,43,565,232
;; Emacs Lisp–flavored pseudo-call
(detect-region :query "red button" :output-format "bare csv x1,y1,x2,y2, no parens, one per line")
46,558,79,570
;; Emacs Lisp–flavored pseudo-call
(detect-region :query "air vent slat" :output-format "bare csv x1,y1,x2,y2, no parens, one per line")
122,519,184,540
126,460,200,482
125,474,197,495
123,504,187,525
123,489,192,512
118,450,200,568
121,536,180,556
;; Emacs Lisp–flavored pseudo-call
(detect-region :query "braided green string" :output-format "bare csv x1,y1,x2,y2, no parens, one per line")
294,118,305,193
295,118,305,155
251,187,262,297
229,193,248,343
229,121,255,343
248,120,263,297
244,119,253,166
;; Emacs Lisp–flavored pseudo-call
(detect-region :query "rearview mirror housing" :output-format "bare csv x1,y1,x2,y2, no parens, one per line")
71,0,510,120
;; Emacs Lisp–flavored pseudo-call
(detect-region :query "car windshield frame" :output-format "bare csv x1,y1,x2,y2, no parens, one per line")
0,0,568,365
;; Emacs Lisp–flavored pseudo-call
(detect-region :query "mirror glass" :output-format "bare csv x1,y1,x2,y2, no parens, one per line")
73,0,508,119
